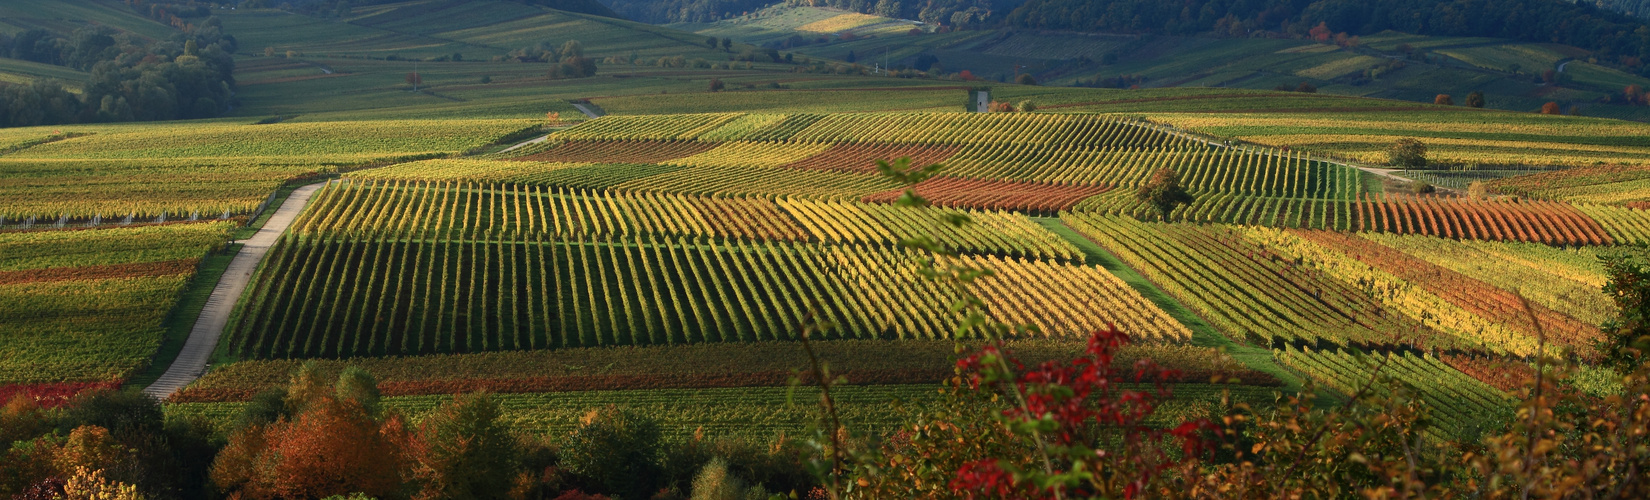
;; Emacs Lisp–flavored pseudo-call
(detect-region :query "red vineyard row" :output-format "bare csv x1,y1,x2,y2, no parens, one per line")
0,258,198,286
1355,194,1609,245
1295,230,1602,354
168,368,1280,403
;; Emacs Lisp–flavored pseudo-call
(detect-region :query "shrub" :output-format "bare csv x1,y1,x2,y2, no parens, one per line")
689,458,743,500
1015,100,1037,112
1014,73,1037,85
558,408,665,499
1387,138,1428,168
1411,180,1435,194
1434,94,1454,105
1466,90,1485,108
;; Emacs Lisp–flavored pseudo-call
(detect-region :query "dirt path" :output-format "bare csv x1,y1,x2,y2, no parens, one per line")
498,134,551,154
143,182,326,399
571,102,604,118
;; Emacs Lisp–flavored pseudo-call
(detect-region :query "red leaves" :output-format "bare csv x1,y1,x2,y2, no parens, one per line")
949,328,1220,499
0,381,122,408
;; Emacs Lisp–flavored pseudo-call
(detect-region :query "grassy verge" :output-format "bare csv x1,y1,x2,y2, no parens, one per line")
1036,217,1314,396
125,244,243,390
235,183,308,239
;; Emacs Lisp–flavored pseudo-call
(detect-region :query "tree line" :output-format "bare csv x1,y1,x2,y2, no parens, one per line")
0,18,237,128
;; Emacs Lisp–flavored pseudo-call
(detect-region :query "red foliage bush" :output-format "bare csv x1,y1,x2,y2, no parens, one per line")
0,381,122,408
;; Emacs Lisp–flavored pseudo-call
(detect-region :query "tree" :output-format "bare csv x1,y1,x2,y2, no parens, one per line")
708,78,725,92
1014,73,1037,85
1309,22,1332,42
1410,180,1435,194
1016,100,1037,112
706,36,718,49
405,72,422,88
1296,82,1317,93
1434,94,1453,105
1135,168,1193,220
211,369,410,500
1541,101,1562,114
1465,90,1485,108
1387,138,1427,168
720,38,732,52
559,40,584,61
263,46,275,57
1601,249,1650,370
558,408,664,499
1627,84,1645,105
409,394,519,500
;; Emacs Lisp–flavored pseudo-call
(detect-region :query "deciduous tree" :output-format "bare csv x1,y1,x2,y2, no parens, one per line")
1136,168,1193,219
1387,138,1427,167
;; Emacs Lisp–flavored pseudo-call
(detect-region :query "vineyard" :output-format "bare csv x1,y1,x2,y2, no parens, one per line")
6,101,1642,452
220,180,1187,360
1276,346,1513,441
0,222,233,387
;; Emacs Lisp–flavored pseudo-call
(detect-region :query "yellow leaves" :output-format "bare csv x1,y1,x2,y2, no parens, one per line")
666,141,833,169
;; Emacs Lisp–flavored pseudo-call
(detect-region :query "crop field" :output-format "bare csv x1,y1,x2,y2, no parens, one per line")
1150,111,1650,167
1353,193,1612,245
219,180,1187,360
0,222,232,387
1277,346,1512,441
1064,214,1609,358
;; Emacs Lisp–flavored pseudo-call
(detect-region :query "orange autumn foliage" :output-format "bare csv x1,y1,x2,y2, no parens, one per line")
211,396,409,500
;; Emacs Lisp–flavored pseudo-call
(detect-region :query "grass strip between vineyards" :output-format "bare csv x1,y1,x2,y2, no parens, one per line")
1036,217,1308,395
124,244,243,389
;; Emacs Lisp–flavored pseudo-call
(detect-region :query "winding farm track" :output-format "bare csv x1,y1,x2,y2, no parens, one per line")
144,182,325,399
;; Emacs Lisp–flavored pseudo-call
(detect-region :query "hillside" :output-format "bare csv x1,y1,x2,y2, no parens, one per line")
8,0,1650,498
667,4,1650,121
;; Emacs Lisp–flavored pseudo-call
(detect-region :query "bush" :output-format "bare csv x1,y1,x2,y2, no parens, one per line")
1467,180,1490,199
1016,100,1037,112
1387,138,1428,168
1014,73,1037,85
1434,94,1453,105
1411,181,1435,194
559,408,665,499
689,458,743,500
